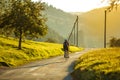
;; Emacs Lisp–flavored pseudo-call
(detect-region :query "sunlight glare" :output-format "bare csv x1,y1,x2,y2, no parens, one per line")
32,0,109,12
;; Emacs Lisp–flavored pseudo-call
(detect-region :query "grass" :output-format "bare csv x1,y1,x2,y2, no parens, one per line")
71,48,120,80
0,36,83,67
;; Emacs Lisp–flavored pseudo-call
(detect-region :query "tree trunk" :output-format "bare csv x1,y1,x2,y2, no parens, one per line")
18,27,22,49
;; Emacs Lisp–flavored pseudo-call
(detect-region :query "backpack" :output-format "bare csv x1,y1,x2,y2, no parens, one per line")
64,42,69,50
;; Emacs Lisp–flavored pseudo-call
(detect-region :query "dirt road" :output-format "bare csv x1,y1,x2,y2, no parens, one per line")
0,49,92,80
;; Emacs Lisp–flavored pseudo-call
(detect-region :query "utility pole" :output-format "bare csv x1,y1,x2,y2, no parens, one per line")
74,25,75,45
68,16,79,47
76,16,79,47
68,21,76,42
104,10,107,48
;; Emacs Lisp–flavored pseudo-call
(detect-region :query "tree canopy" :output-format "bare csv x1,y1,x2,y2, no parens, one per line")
0,0,48,49
103,0,120,11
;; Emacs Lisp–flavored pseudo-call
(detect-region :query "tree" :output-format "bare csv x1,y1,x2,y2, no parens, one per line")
103,0,120,11
0,0,48,49
0,0,13,16
109,37,116,47
109,37,120,47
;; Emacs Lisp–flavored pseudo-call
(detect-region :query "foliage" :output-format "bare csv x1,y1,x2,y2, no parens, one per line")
102,0,120,13
45,38,57,43
35,28,64,44
71,48,120,80
107,0,119,10
0,36,83,67
109,37,120,47
0,0,48,49
0,0,12,16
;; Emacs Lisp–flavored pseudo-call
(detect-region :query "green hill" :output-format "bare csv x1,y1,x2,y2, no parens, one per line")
35,4,77,44
44,4,76,38
0,36,83,67
35,28,64,43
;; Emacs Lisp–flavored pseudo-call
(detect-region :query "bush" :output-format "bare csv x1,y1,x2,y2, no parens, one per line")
45,38,57,43
109,37,120,47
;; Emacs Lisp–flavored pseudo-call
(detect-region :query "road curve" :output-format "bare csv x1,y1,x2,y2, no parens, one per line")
0,48,93,80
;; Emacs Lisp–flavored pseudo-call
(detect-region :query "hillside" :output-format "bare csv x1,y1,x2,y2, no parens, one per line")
77,6,120,47
0,36,82,67
40,3,120,47
35,28,64,43
71,48,120,80
44,4,76,38
36,4,77,44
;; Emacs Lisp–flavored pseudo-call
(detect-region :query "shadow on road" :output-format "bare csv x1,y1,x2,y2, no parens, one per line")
15,61,64,69
63,61,75,80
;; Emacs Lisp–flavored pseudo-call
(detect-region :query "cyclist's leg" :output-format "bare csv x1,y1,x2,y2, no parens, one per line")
64,50,67,61
66,50,69,60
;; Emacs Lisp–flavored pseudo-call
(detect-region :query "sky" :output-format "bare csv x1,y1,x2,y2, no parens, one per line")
32,0,109,12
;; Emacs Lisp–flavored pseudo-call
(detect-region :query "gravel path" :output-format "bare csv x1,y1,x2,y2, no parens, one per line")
0,48,92,80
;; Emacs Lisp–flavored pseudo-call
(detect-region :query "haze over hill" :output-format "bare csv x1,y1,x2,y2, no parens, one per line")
40,4,76,43
44,5,76,38
40,3,120,48
78,6,120,47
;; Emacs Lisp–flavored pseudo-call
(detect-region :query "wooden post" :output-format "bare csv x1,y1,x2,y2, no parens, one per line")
68,22,76,42
104,10,107,48
68,17,77,42
76,16,79,47
68,16,79,47
74,25,75,45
